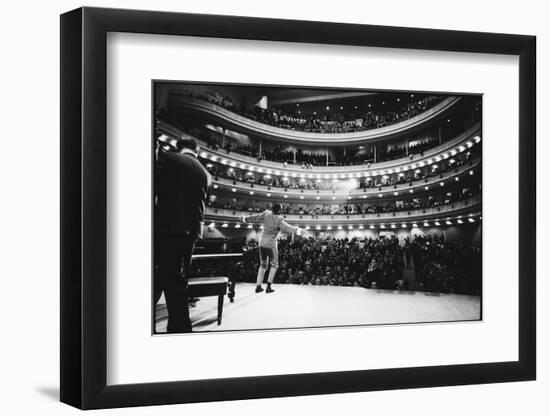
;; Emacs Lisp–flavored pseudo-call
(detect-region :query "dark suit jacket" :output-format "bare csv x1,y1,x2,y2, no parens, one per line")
155,150,212,238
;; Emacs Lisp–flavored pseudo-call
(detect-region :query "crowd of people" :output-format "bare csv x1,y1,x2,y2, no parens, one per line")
190,234,481,295
202,145,480,193
197,92,442,134
405,234,481,294
198,129,444,167
208,186,478,216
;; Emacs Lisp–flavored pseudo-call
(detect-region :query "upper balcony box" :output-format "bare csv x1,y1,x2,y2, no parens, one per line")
170,95,461,146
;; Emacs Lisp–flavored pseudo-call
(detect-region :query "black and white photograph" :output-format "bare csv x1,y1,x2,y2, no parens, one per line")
153,82,482,334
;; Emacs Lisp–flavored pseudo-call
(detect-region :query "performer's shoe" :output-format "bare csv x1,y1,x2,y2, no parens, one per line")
266,284,275,294
255,285,264,293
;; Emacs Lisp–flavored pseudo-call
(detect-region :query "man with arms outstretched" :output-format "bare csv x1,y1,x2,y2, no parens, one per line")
242,204,301,293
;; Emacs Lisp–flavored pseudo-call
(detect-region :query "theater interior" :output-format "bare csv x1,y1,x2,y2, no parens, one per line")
154,82,482,332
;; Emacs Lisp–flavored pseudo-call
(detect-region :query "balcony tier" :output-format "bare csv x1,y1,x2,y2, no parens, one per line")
211,155,480,201
205,196,481,226
170,95,462,145
158,120,481,176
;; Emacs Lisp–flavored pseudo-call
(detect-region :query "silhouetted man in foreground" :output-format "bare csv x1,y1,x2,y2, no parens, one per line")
155,137,211,333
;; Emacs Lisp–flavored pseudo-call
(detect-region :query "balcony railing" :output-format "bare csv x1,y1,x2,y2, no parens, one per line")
158,120,481,176
172,95,462,145
205,195,481,225
210,155,480,200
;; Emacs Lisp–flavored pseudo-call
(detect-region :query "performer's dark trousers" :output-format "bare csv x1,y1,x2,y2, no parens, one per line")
154,233,195,333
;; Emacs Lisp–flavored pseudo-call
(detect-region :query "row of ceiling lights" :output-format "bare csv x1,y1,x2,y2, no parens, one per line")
210,215,480,230
199,136,480,179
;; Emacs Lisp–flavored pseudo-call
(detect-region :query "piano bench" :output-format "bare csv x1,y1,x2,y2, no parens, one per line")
188,276,229,325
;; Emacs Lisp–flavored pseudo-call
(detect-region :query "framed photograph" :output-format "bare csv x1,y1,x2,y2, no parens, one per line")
60,7,536,409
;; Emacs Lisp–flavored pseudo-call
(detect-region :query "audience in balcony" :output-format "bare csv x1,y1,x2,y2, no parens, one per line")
207,187,478,216
194,127,445,167
202,145,480,193
192,92,442,134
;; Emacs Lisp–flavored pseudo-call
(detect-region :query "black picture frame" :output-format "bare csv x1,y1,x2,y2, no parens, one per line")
60,6,536,409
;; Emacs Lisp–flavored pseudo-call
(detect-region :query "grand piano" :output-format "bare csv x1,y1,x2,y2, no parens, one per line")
188,238,245,325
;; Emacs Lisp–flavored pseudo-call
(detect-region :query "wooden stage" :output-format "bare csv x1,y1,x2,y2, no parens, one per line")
155,283,481,333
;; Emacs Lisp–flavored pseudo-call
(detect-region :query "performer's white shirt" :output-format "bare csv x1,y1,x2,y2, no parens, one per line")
244,210,297,248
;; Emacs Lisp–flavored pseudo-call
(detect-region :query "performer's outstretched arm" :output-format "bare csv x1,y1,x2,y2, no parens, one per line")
279,220,300,236
242,211,268,223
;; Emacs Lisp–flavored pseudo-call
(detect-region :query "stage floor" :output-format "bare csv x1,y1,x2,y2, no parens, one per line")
155,283,481,333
